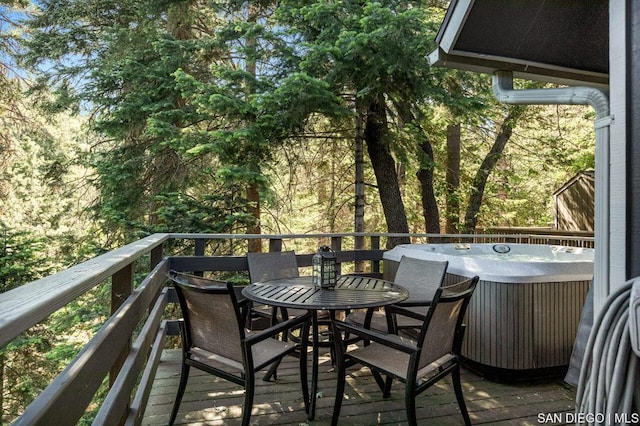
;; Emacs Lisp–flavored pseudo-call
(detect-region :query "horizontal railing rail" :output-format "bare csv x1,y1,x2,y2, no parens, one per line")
0,231,594,424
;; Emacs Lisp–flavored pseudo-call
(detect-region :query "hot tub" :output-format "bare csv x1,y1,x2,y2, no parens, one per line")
383,243,594,379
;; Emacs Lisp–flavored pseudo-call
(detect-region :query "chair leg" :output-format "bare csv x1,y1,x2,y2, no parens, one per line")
326,321,336,365
405,382,418,426
279,307,290,342
383,375,393,398
452,364,472,425
331,325,346,426
263,307,289,381
242,372,256,426
332,371,345,426
169,362,190,425
299,326,310,414
262,358,281,382
386,310,397,335
371,370,387,394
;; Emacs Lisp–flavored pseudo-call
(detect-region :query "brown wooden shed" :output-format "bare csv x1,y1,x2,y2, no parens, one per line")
553,171,595,231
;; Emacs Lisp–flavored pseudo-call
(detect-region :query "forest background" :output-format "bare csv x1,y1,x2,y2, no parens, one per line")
0,0,594,422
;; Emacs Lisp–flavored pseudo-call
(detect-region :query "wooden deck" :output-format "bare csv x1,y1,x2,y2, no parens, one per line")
143,348,576,425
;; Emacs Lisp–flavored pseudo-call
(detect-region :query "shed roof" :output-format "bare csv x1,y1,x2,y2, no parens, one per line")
553,170,595,197
429,0,609,89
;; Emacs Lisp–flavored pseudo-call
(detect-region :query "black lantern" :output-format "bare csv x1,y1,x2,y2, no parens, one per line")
312,245,337,289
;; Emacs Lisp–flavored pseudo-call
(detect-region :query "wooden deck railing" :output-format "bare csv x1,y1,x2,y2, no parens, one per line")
0,231,594,425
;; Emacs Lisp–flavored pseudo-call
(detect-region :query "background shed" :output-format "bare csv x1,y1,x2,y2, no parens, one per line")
553,171,595,231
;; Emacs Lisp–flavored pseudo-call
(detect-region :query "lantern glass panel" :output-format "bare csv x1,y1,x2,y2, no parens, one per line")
312,252,322,287
313,245,337,288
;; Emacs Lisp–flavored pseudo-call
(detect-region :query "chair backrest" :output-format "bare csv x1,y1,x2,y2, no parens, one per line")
168,270,245,365
247,251,299,283
394,256,449,304
416,275,479,369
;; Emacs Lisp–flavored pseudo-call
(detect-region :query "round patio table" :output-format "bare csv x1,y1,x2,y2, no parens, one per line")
242,274,408,420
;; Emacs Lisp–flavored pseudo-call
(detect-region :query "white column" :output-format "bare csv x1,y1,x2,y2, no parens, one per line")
608,1,627,295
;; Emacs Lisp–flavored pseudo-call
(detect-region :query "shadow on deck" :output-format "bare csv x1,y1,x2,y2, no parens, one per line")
143,349,576,425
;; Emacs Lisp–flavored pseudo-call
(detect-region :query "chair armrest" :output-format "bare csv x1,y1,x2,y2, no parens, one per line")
236,298,250,308
386,305,426,321
332,319,418,354
245,311,312,345
394,300,432,308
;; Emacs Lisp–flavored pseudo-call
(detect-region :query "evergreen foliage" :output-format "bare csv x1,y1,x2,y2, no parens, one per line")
18,0,595,243
0,2,597,419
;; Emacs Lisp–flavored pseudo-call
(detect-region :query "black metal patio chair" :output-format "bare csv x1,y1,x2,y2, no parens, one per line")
247,250,307,326
331,275,479,426
346,256,449,336
247,250,335,379
167,270,311,426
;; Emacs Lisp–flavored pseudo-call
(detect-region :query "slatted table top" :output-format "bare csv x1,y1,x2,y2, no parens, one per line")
242,275,408,311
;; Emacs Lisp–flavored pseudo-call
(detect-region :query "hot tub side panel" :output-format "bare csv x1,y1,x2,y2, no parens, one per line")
446,273,590,375
384,259,590,377
450,273,535,371
383,259,400,282
533,279,590,370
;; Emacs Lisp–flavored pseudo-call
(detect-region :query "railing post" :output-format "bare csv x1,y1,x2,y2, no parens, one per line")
149,242,165,311
110,264,134,386
150,243,163,269
354,234,365,273
268,238,282,252
111,264,134,315
331,236,342,275
194,239,206,256
370,236,381,274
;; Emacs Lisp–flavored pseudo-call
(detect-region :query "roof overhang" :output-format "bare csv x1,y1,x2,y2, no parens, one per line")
429,0,609,89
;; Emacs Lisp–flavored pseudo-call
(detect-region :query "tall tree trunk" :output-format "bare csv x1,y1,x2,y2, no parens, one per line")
246,183,261,252
445,124,461,234
364,95,410,248
416,138,441,233
354,109,366,271
462,107,526,232
391,98,440,235
246,4,261,253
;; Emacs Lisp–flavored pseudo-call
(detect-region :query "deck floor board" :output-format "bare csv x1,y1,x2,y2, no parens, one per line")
143,349,575,425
